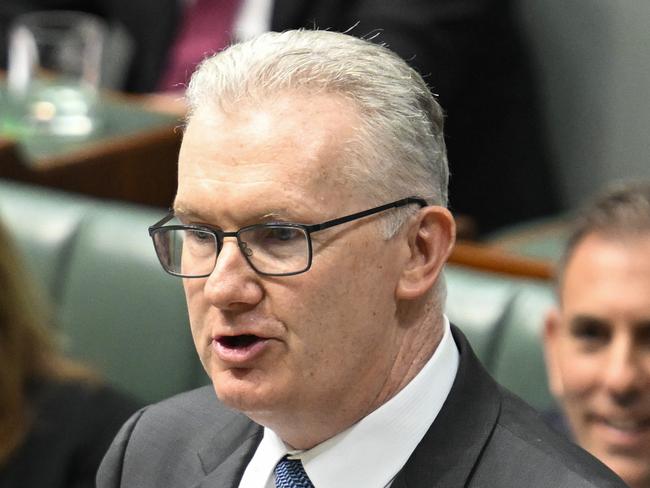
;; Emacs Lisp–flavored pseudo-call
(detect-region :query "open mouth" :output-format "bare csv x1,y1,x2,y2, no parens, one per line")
212,333,270,362
217,334,263,349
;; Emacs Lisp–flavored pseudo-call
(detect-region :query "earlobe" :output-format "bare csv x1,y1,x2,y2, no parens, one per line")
396,206,455,300
543,308,565,398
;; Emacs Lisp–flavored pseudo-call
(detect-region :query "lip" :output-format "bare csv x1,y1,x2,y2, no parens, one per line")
589,413,650,449
211,334,272,364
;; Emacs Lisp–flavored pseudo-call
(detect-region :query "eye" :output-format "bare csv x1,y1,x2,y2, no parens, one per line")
569,316,611,350
263,227,303,242
186,229,214,245
240,226,307,258
634,323,650,349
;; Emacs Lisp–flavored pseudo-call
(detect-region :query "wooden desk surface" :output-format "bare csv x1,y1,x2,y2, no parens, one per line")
0,90,184,208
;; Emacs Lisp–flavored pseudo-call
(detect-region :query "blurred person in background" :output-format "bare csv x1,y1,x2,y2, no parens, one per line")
0,0,558,233
0,218,139,488
544,181,650,488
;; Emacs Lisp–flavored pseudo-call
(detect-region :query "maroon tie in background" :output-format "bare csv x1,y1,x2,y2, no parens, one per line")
159,0,242,91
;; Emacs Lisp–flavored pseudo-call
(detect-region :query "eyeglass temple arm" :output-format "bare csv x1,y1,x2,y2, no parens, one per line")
148,197,428,235
306,197,428,233
148,209,175,235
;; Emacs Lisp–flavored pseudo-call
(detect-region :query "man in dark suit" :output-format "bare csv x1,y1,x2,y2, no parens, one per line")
97,30,623,487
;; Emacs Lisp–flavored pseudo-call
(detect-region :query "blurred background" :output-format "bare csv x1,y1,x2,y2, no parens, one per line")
2,0,649,232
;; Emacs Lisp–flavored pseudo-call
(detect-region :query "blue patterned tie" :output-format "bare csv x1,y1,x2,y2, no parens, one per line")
274,456,315,488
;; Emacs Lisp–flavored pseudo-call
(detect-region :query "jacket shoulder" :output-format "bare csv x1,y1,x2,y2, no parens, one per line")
97,386,257,488
471,388,627,487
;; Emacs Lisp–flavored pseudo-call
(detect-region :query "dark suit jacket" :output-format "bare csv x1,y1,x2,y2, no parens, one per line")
0,0,558,231
0,379,139,488
96,326,625,487
543,408,574,439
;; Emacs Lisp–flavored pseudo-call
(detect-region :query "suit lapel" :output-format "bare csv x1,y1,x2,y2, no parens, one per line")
189,327,500,487
192,413,263,488
393,326,502,488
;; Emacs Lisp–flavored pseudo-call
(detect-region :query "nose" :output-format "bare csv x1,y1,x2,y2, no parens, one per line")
203,238,263,311
603,333,644,406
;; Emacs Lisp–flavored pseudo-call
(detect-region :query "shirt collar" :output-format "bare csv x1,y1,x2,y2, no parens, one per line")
239,316,459,488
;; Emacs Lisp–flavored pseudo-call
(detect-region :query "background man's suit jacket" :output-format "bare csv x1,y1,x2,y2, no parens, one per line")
97,327,626,488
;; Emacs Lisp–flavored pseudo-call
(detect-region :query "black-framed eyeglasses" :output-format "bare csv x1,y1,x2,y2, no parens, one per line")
148,196,427,277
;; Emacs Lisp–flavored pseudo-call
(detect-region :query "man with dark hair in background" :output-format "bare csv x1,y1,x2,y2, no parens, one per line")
544,181,650,488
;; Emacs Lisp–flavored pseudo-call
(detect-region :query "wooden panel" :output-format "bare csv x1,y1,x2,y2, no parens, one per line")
449,240,555,280
0,138,25,177
0,89,183,208
0,128,181,208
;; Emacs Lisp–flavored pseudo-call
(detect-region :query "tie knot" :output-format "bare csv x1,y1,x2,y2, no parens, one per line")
274,456,314,488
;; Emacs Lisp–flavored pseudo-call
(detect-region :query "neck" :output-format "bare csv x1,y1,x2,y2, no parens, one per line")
254,306,445,450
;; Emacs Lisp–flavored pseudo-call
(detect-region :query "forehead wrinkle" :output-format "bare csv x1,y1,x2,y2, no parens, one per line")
179,142,327,189
179,155,351,216
178,92,365,229
189,101,338,164
190,94,356,178
175,181,319,226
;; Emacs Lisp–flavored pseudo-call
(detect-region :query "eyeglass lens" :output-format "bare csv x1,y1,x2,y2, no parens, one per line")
152,225,311,277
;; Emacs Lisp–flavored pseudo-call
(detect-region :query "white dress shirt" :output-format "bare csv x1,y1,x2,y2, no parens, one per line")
239,316,459,488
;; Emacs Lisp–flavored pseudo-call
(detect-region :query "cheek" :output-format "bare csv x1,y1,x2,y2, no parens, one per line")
557,349,601,400
183,280,210,343
294,265,392,331
280,266,392,361
183,278,207,312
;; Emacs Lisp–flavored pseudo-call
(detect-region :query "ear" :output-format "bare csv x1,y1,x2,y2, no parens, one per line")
543,307,565,398
395,206,455,300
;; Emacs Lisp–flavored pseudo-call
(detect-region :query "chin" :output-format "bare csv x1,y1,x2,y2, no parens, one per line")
210,367,285,414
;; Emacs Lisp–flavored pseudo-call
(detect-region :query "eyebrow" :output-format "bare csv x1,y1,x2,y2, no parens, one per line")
172,203,304,226
259,211,300,222
631,320,650,331
172,204,205,221
568,315,610,328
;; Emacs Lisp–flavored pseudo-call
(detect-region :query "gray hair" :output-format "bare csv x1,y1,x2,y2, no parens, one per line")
186,29,448,237
557,180,650,290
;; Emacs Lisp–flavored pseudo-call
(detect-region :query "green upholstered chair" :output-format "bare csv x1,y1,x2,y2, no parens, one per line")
0,181,87,300
489,283,556,410
0,180,205,404
56,204,204,403
446,265,557,410
444,266,520,366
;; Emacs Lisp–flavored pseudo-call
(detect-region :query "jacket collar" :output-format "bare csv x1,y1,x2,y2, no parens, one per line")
392,325,502,488
193,325,500,488
193,408,263,488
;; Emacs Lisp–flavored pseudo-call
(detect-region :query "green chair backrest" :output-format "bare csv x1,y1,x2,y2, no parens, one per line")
490,283,557,410
446,264,557,410
0,180,206,403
